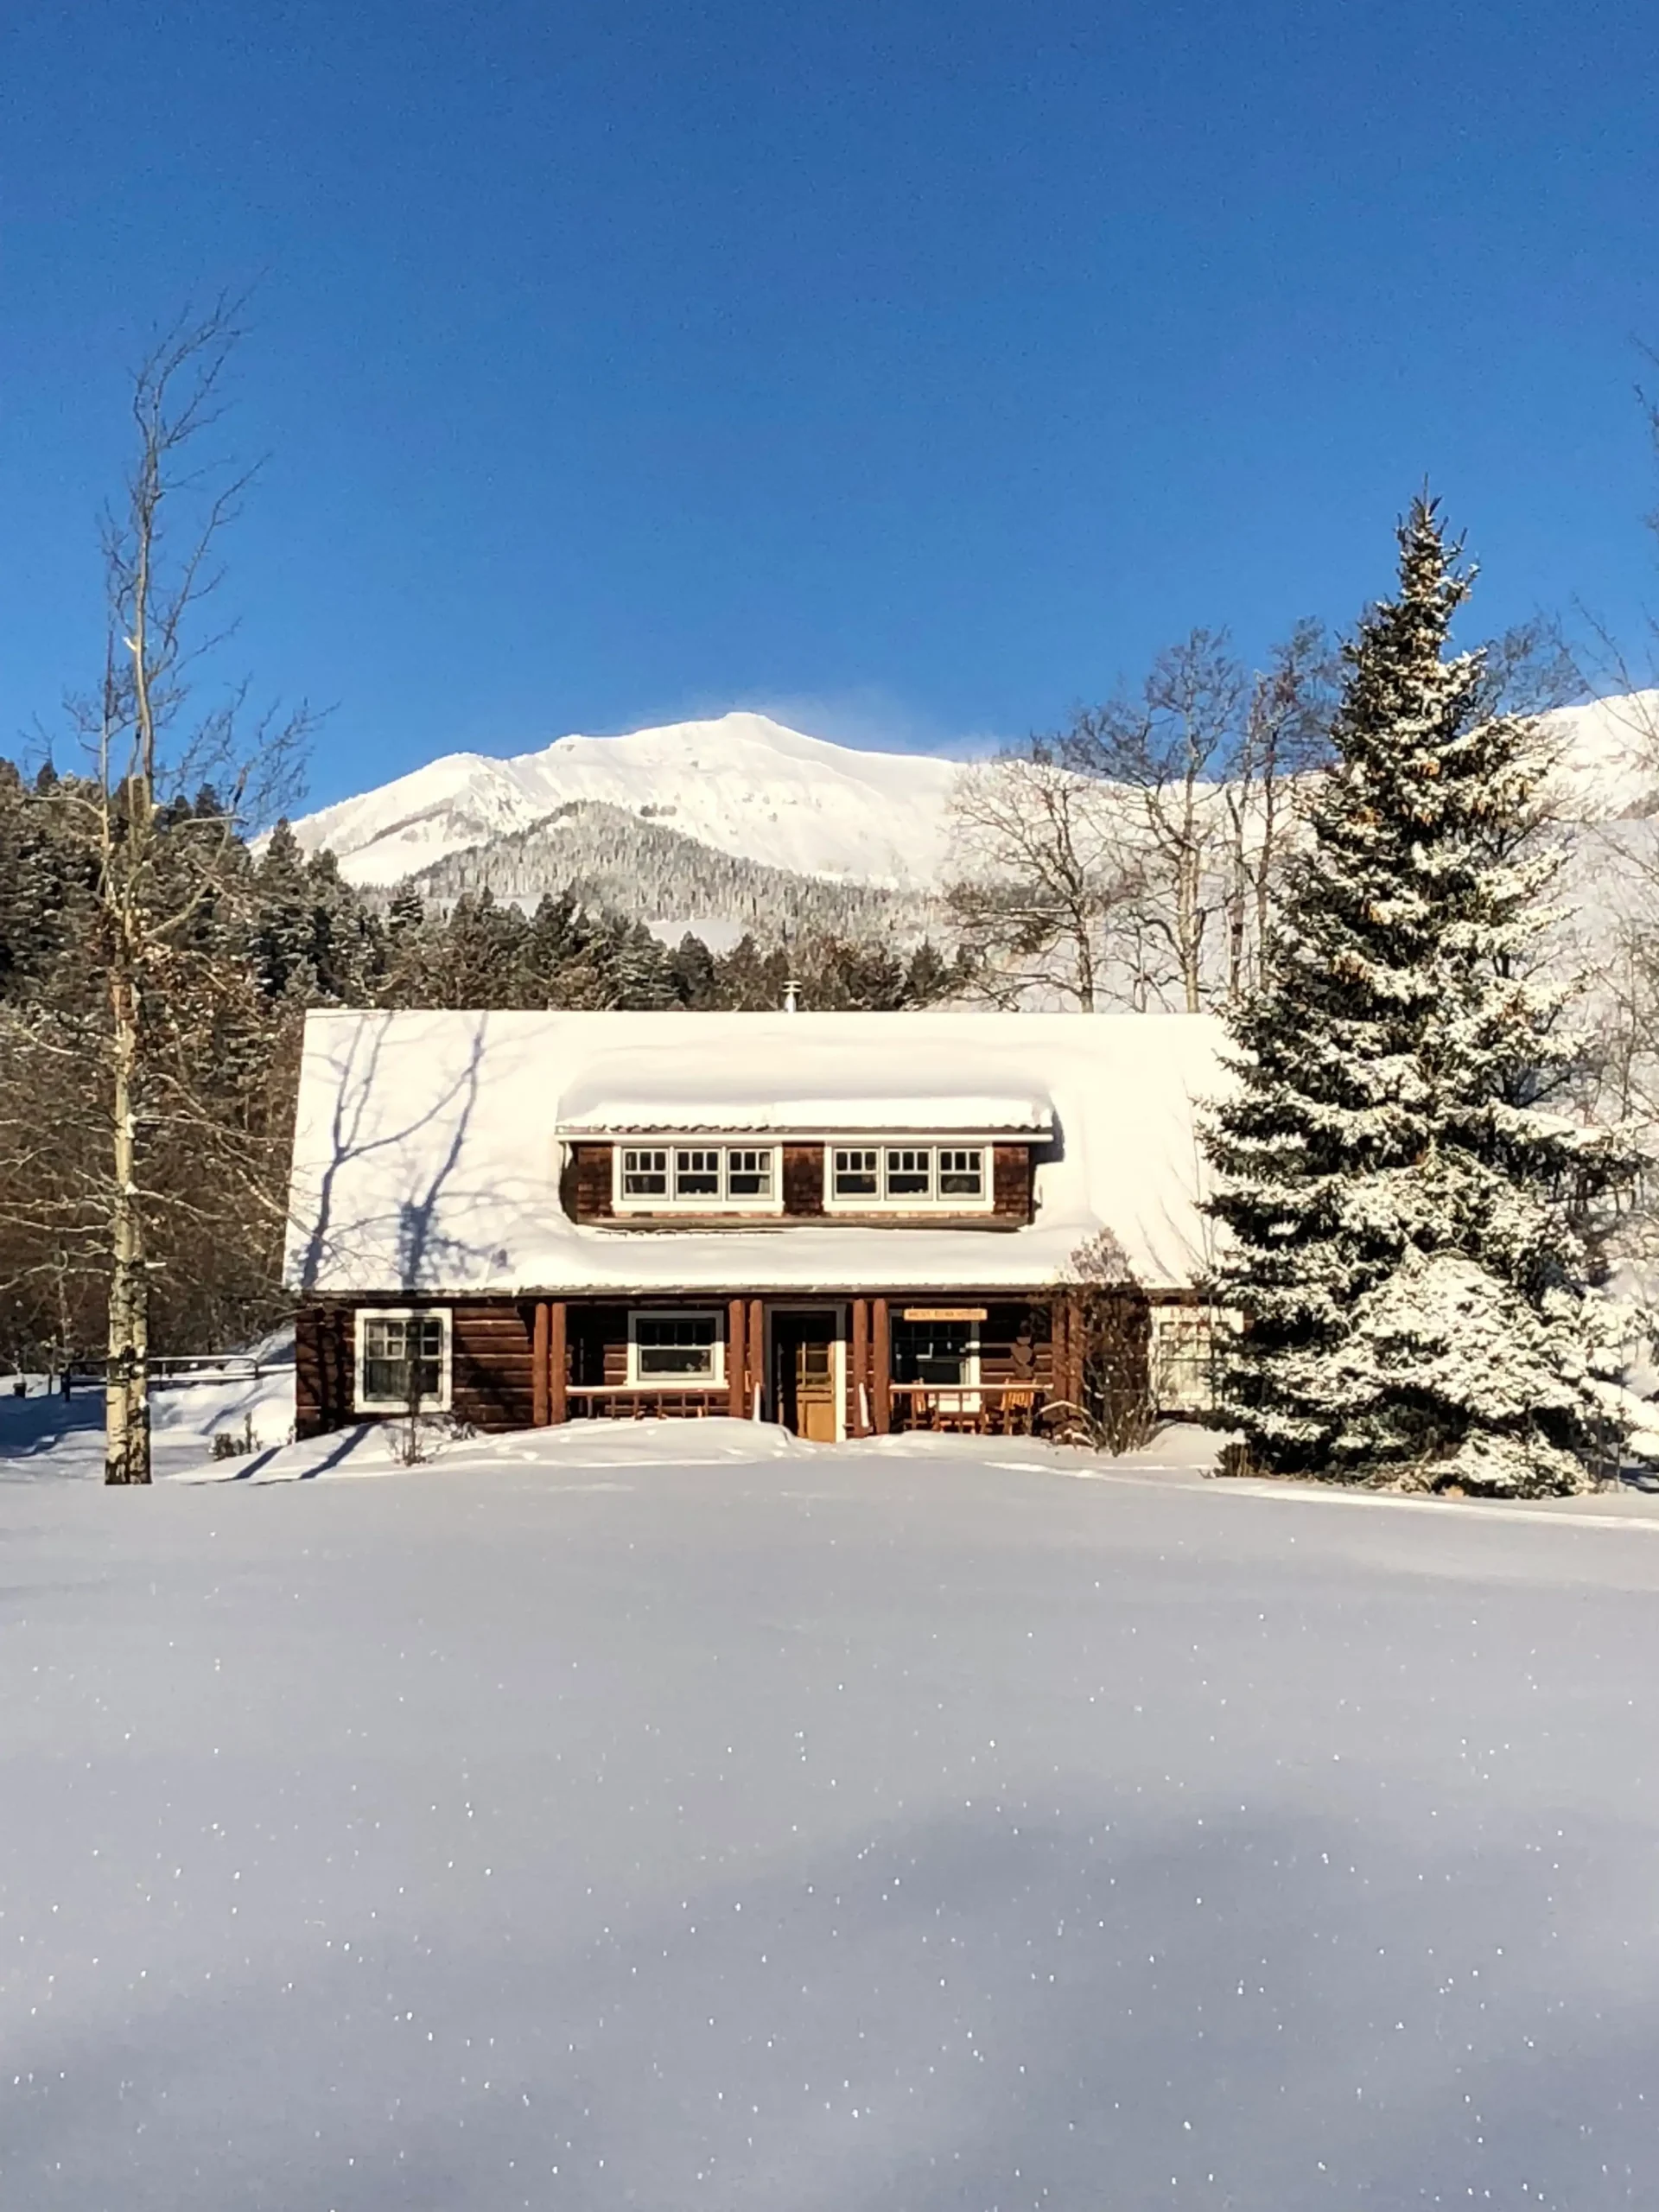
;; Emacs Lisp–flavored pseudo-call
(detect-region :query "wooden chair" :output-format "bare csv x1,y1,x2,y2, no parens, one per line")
996,1386,1038,1436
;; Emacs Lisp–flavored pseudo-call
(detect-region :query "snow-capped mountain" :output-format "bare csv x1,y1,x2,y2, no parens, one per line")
285,712,964,891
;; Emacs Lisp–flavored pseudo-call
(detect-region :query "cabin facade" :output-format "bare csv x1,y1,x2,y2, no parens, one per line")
283,1008,1224,1443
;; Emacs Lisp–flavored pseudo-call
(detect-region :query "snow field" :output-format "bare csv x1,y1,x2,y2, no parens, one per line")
3,1439,1659,2209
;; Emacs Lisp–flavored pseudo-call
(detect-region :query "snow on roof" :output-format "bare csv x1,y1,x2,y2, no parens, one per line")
283,1008,1226,1298
553,1038,1052,1134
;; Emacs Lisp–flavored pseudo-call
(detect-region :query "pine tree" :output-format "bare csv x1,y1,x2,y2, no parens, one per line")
1205,499,1640,1497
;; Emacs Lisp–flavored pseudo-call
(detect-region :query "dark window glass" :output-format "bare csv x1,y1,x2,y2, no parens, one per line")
891,1319,974,1386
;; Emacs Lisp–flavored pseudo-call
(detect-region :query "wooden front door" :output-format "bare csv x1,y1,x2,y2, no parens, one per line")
772,1312,839,1441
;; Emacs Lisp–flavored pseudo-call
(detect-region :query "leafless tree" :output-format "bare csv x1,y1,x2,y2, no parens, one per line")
1058,631,1245,1010
35,299,308,1482
944,745,1146,1009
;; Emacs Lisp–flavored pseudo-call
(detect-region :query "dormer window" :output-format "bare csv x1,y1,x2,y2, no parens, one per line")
825,1141,993,1212
613,1141,782,1213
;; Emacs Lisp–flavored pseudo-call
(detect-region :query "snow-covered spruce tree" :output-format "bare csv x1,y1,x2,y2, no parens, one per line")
1205,499,1640,1497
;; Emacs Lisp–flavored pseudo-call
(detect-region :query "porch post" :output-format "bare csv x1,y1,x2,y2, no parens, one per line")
549,1300,568,1424
747,1299,765,1417
728,1298,747,1420
531,1301,550,1427
872,1296,891,1433
850,1297,869,1436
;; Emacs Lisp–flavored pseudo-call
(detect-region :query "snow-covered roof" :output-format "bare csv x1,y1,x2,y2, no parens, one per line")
283,1009,1225,1297
552,1039,1052,1135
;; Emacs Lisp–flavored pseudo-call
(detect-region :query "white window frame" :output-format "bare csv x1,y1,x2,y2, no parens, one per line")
612,1141,784,1215
823,1139,995,1214
353,1306,454,1414
626,1308,728,1388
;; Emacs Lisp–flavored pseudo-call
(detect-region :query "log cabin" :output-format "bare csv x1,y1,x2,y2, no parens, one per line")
284,1007,1226,1442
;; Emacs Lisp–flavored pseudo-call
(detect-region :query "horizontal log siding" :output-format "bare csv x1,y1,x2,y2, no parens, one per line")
293,1295,1060,1442
451,1303,537,1431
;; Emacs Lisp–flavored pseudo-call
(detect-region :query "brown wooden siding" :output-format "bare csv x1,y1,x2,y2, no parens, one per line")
993,1146,1034,1224
562,1144,614,1222
295,1294,1062,1441
562,1140,1033,1227
783,1144,826,1216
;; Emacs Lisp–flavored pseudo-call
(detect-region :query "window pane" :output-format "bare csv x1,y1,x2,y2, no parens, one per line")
892,1319,973,1385
885,1147,931,1197
361,1315,408,1402
938,1147,984,1197
362,1313,445,1403
834,1147,878,1198
675,1148,721,1198
636,1314,718,1379
727,1147,772,1198
622,1147,667,1196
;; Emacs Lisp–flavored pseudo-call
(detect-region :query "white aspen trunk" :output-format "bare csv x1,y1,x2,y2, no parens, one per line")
105,953,150,1484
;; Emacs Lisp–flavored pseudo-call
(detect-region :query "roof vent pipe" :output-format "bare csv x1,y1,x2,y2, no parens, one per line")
783,976,799,1014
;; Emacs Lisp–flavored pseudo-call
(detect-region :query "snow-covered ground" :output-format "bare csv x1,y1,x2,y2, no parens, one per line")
4,1417,1659,2209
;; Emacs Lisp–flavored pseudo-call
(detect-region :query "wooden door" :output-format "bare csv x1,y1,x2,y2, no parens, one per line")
773,1313,839,1440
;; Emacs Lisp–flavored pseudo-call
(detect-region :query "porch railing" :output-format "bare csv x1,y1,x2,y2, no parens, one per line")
565,1385,728,1421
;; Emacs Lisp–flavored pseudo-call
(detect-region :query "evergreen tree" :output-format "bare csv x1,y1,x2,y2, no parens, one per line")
1205,500,1640,1497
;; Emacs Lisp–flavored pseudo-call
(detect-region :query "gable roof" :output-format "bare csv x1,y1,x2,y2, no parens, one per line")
283,1008,1226,1298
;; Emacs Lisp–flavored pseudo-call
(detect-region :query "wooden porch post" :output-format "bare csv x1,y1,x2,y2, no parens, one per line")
728,1298,747,1420
549,1300,568,1424
531,1301,550,1427
850,1297,869,1436
872,1296,891,1433
748,1299,765,1417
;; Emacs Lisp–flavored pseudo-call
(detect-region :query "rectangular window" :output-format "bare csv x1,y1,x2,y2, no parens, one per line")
824,1141,995,1211
938,1147,984,1198
833,1147,880,1198
892,1318,977,1387
355,1309,451,1413
885,1147,932,1198
674,1147,721,1198
629,1311,723,1384
622,1147,668,1197
726,1147,772,1198
613,1142,781,1211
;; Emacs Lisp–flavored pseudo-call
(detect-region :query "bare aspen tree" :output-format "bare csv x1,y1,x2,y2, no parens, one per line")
47,300,307,1483
1221,622,1337,997
944,746,1143,1009
1060,631,1243,1012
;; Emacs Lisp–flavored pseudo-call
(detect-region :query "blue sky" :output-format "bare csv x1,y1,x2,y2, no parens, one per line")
3,0,1657,807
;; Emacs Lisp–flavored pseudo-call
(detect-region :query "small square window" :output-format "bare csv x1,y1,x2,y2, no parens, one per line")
834,1147,879,1198
357,1311,449,1411
622,1147,668,1197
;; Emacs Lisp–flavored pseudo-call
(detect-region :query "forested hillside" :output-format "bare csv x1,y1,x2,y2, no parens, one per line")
404,797,936,941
